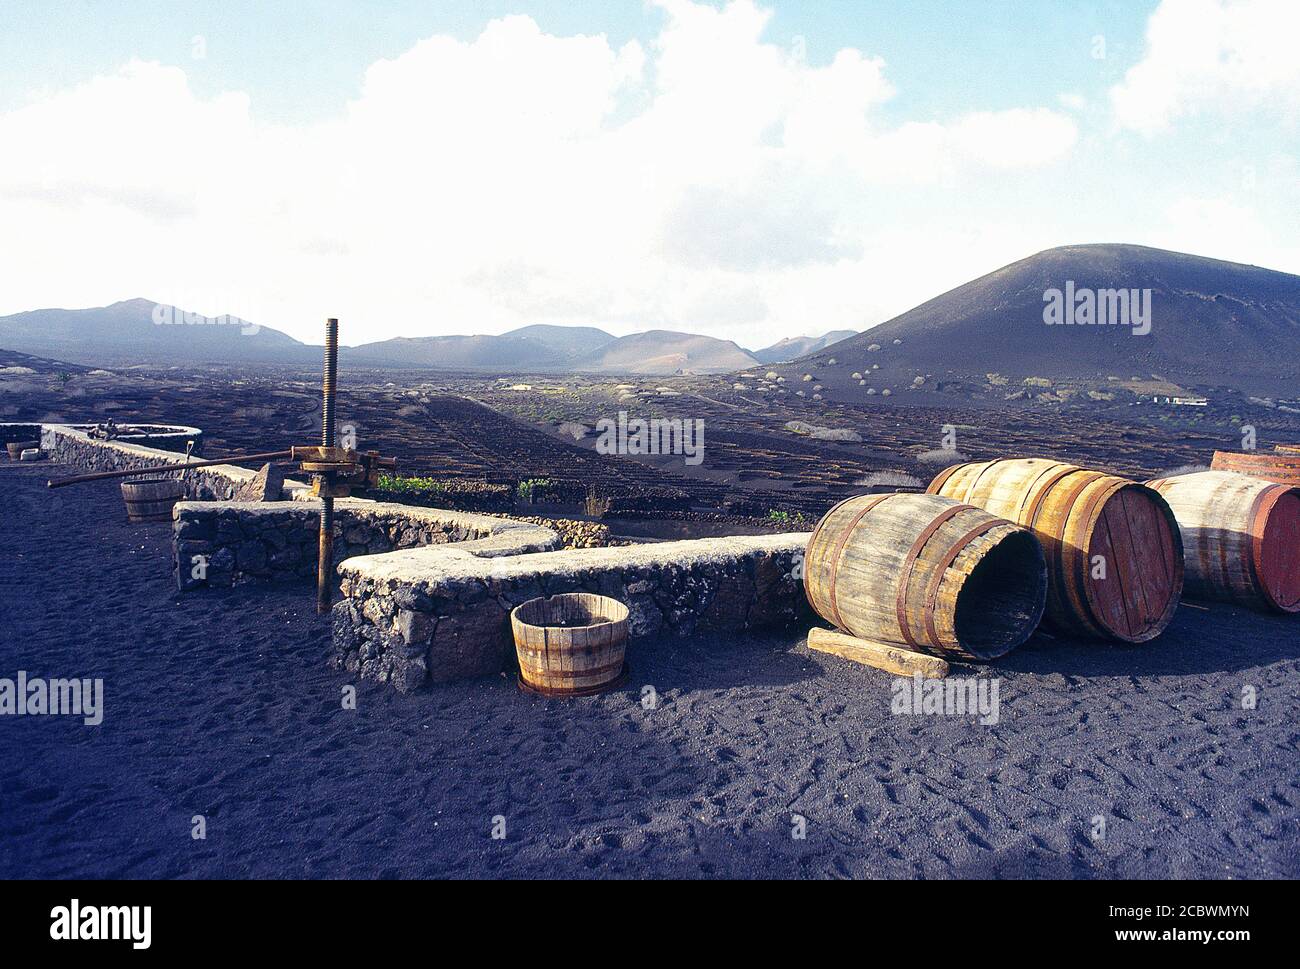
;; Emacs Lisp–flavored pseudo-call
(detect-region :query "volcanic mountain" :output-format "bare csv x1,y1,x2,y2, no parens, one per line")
797,244,1300,397
344,334,555,370
10,245,1292,384
0,298,311,366
503,324,616,357
569,330,761,375
0,300,744,374
347,323,621,370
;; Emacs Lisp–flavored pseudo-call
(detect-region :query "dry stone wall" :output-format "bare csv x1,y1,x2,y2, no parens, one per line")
29,423,303,501
12,421,817,694
173,500,558,591
331,534,813,692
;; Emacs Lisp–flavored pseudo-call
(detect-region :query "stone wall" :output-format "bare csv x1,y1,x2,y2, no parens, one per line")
27,423,310,501
173,500,558,591
13,420,817,696
63,423,204,455
330,534,813,692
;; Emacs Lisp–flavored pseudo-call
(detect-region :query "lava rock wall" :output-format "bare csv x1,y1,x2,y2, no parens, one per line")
331,534,813,693
172,500,557,592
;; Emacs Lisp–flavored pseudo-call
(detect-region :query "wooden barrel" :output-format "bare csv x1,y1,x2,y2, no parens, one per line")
1146,470,1300,613
511,593,630,696
120,477,185,523
803,493,1047,660
1211,449,1300,486
6,441,38,460
928,458,1184,642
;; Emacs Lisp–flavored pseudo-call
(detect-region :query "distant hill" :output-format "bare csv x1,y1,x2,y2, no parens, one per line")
345,322,615,370
754,330,857,364
0,348,90,375
502,324,615,358
344,333,572,370
570,330,761,375
0,300,750,374
345,325,760,375
0,298,313,366
795,244,1300,396
15,246,1289,387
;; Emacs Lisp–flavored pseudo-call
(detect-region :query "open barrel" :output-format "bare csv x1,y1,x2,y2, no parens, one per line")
120,477,186,523
511,593,630,696
1146,470,1300,614
929,458,1184,642
803,493,1047,660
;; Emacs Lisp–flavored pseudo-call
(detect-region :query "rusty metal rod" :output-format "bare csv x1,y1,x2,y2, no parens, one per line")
317,318,340,615
318,496,335,614
322,317,338,450
47,450,294,489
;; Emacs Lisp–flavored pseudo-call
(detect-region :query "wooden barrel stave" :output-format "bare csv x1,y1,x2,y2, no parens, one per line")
1211,449,1300,486
1148,470,1300,613
1105,485,1175,638
1256,489,1300,610
804,493,1047,660
929,458,1184,642
922,520,1039,656
1042,470,1109,638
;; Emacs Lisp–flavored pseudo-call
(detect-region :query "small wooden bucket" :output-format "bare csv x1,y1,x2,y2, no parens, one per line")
121,477,185,523
6,441,39,460
511,593,630,697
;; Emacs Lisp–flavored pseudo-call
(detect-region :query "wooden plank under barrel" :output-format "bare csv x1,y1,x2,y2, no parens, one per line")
1147,470,1300,614
928,458,1184,643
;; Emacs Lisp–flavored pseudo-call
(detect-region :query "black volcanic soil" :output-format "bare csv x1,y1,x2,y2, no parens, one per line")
2,461,1297,879
7,360,1299,525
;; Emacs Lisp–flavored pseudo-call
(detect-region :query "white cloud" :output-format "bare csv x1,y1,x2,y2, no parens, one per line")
947,108,1079,169
0,0,1081,347
1112,0,1300,134
1152,194,1300,270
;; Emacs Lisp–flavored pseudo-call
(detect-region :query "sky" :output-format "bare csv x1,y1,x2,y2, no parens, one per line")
0,0,1297,348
